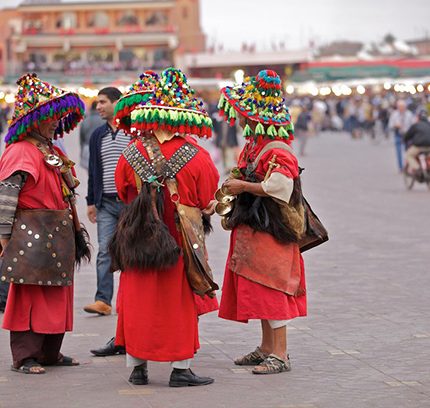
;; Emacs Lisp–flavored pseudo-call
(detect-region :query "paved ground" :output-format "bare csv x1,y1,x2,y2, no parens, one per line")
1,131,430,408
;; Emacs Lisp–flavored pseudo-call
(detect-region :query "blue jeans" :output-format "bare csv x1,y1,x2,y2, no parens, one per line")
0,281,9,305
95,196,125,305
394,131,404,171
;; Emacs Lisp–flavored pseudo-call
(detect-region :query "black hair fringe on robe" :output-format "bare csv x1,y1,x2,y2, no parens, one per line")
109,183,180,271
226,177,303,244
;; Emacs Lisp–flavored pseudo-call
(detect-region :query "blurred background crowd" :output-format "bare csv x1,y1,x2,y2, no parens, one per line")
0,0,429,174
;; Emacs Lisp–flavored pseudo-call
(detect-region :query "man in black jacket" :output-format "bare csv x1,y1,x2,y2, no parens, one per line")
84,87,129,316
404,110,430,174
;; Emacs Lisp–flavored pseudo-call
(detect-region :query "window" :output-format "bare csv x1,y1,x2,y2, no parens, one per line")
118,10,138,26
23,19,43,33
145,11,167,26
56,12,77,29
88,11,109,28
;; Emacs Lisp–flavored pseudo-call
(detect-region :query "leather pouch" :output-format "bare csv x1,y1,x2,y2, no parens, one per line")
0,209,75,286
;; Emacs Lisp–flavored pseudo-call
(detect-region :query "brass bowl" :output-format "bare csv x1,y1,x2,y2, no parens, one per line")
215,186,235,203
215,201,234,216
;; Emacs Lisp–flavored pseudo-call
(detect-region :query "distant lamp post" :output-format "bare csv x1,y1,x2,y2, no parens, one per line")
234,69,245,84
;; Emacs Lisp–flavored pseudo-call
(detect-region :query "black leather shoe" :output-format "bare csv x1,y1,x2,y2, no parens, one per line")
90,337,125,357
169,368,214,387
129,363,148,385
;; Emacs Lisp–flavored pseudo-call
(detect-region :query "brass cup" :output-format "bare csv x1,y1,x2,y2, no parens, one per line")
215,186,235,203
215,201,234,216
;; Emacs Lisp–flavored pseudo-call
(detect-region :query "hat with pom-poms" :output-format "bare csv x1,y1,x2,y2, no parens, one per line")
217,69,294,140
130,67,212,138
5,72,85,144
114,70,159,134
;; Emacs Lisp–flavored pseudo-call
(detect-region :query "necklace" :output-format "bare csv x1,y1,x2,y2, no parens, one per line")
27,134,64,168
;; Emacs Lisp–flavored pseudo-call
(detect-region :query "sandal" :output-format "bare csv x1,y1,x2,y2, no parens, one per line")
11,359,46,375
234,346,269,366
54,355,80,366
252,354,291,375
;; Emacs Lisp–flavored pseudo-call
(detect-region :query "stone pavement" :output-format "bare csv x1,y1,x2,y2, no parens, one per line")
1,131,430,408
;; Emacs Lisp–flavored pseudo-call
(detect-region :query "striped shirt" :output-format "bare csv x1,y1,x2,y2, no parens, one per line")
100,128,130,195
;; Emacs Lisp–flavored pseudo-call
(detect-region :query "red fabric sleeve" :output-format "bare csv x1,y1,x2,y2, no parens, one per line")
0,142,40,183
256,148,299,180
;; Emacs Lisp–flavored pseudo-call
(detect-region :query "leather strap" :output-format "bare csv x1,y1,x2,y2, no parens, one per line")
122,139,199,183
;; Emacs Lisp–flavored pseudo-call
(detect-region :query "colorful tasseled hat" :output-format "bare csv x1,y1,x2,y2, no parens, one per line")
5,73,85,144
218,70,294,140
114,70,159,134
130,67,212,138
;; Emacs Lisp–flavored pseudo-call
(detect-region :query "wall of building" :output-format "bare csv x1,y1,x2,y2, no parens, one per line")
0,0,206,82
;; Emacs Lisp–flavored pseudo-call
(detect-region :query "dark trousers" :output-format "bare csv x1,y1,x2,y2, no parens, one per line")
10,330,64,368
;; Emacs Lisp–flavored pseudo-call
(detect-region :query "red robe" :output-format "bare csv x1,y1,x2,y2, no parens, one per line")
0,141,74,334
219,139,307,323
114,136,219,362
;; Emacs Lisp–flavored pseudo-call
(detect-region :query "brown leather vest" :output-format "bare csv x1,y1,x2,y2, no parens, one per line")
0,209,75,286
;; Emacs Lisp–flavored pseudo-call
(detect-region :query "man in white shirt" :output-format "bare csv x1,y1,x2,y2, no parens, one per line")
388,100,415,172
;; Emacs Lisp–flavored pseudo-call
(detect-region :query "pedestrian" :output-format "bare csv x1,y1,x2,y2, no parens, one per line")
0,274,8,312
0,73,88,374
79,101,104,170
83,87,129,316
110,68,219,387
388,100,415,172
294,104,313,156
89,71,159,356
217,70,307,374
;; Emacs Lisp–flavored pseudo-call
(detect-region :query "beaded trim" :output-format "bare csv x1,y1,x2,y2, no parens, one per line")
122,141,198,182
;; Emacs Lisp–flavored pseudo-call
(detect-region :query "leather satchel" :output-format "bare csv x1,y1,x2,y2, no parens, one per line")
0,209,75,286
166,179,219,298
298,196,328,252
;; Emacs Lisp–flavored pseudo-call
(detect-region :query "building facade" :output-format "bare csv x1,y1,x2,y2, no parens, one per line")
0,0,205,83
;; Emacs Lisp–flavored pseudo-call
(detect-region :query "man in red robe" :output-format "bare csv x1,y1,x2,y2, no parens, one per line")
0,73,86,374
217,70,307,374
111,68,219,387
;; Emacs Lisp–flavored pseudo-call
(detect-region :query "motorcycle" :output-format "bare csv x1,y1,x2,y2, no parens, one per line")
403,151,430,190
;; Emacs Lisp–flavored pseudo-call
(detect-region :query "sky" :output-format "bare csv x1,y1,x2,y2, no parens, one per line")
1,0,429,50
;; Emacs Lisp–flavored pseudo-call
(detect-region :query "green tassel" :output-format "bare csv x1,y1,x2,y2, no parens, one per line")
255,122,265,135
243,123,253,137
194,114,202,125
159,109,167,122
267,125,277,138
169,110,178,123
229,105,236,119
277,126,289,138
202,116,211,127
217,94,225,109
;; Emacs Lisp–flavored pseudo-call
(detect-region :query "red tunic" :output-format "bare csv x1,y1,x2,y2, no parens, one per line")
219,139,307,323
0,141,74,334
115,136,219,362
